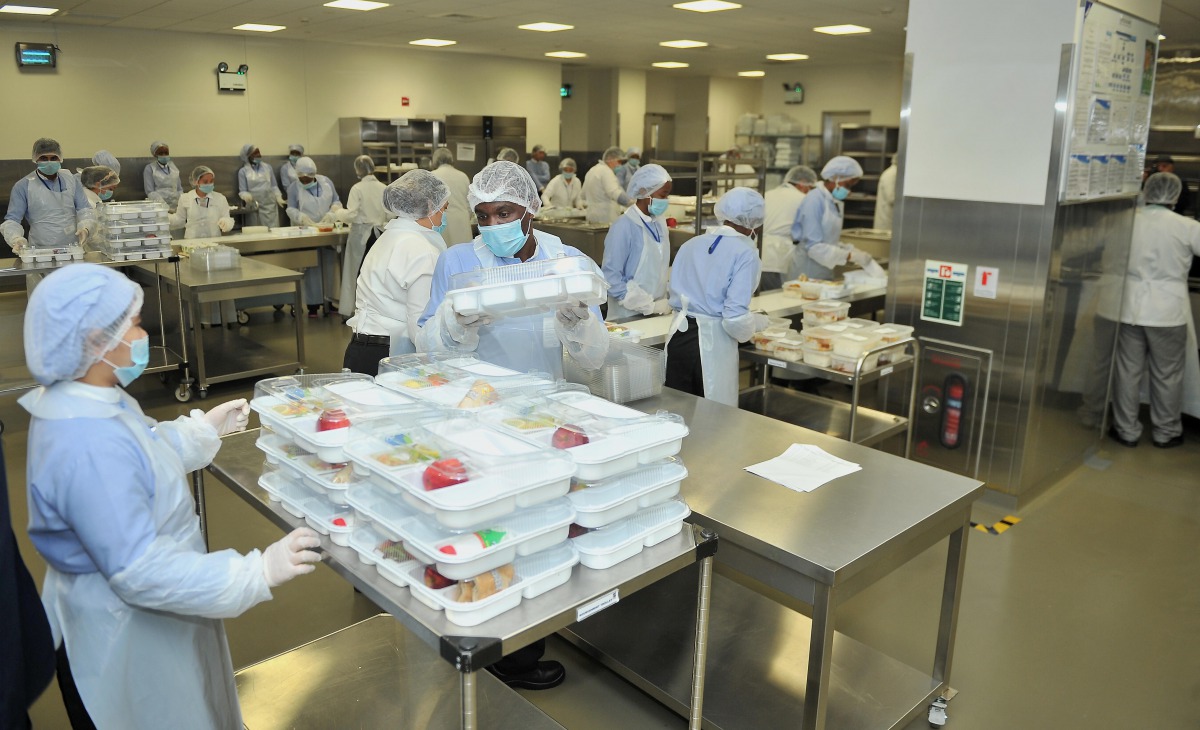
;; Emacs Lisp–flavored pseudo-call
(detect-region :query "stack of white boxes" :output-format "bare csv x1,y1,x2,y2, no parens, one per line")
96,201,172,261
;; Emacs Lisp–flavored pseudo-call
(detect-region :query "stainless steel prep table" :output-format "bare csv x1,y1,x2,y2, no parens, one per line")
205,431,719,730
129,258,303,400
563,388,985,730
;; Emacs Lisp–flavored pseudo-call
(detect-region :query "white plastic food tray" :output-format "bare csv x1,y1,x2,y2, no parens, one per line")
347,523,421,588
376,356,554,410
258,468,354,546
572,498,691,570
447,256,607,320
567,459,687,529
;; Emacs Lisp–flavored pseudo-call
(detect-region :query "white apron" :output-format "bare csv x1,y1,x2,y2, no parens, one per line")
607,206,670,320
19,385,240,730
26,174,79,249
146,162,182,210
241,162,279,228
666,294,739,406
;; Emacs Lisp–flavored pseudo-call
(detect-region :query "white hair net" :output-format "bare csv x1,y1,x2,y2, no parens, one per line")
532,144,545,154
821,156,864,181
468,161,541,215
353,155,376,177
784,165,818,186
239,144,259,164
431,147,454,168
92,150,120,177
496,147,519,163
559,157,577,172
150,140,168,155
32,138,62,160
189,166,214,187
715,187,766,230
288,143,305,155
80,166,119,189
602,146,623,162
384,169,450,220
25,263,144,386
295,157,318,176
625,147,641,158
626,163,672,199
1144,172,1183,206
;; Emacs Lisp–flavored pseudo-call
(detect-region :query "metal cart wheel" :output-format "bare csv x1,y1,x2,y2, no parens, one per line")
928,698,948,727
197,387,209,400
175,384,193,403
237,310,250,325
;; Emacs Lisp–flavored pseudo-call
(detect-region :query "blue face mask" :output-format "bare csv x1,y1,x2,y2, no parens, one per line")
432,210,449,234
103,336,150,387
562,172,575,181
251,157,261,167
37,160,61,175
647,198,670,217
479,215,530,258
302,180,318,190
199,183,215,194
831,185,850,201
157,156,171,165
99,189,114,201
627,159,640,169
288,155,299,164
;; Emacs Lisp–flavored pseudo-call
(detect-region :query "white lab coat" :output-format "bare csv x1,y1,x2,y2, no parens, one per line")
541,174,583,210
237,161,281,229
338,174,392,318
874,164,897,231
430,164,474,247
20,382,270,730
1117,205,1200,327
583,162,626,225
761,184,805,275
170,190,234,239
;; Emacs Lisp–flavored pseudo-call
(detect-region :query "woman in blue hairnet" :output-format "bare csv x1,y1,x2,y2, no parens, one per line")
601,163,674,319
666,187,769,406
236,143,285,229
20,264,321,729
142,140,183,211
286,156,343,317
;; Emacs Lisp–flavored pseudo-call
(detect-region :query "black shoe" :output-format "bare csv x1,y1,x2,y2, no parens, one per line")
1107,427,1138,448
487,660,565,690
1152,435,1184,449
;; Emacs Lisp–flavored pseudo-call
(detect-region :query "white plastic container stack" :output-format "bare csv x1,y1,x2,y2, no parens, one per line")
562,337,666,404
96,200,172,261
447,255,607,319
16,244,85,265
189,245,241,272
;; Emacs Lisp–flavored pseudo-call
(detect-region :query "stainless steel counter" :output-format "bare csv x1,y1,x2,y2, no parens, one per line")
563,388,985,730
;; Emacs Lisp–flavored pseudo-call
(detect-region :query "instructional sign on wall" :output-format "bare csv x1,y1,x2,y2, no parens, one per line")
974,266,999,299
922,260,968,326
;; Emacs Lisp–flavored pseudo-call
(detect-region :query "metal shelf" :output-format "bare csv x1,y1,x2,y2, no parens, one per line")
741,349,913,385
738,387,908,447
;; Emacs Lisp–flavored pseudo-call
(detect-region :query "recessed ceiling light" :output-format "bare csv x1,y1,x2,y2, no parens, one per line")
545,51,587,58
323,0,389,9
814,24,871,35
233,23,286,32
0,4,58,14
673,1,741,12
660,40,708,49
1158,34,1166,40
518,22,574,32
409,38,456,47
653,62,689,69
766,53,808,61
738,70,765,77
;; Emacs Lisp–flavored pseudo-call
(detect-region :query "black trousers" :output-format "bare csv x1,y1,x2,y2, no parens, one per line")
56,645,96,730
342,338,390,377
664,318,704,398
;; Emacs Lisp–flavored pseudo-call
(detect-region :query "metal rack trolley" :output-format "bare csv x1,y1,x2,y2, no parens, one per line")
201,432,719,730
0,252,192,399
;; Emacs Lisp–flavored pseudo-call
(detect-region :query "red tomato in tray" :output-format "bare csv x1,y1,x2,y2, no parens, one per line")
423,458,469,490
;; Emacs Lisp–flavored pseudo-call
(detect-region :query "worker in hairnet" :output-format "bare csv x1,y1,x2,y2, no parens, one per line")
236,144,285,229
789,155,878,280
278,143,305,195
418,162,607,691
602,164,674,319
336,155,392,320
1108,172,1200,449
874,155,898,231
20,263,321,730
614,147,641,191
583,146,635,225
2,138,96,253
714,146,759,195
77,150,121,180
525,144,551,192
286,156,343,317
171,166,235,239
666,188,768,406
344,170,448,374
761,165,818,291
541,157,583,210
429,147,473,247
79,166,120,249
495,147,520,164
142,140,183,211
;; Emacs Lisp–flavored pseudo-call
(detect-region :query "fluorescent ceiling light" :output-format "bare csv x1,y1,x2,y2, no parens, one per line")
1157,34,1166,40
673,1,741,12
0,4,58,14
813,24,871,35
546,51,587,58
738,70,765,77
653,61,689,69
660,40,708,49
323,0,389,9
410,38,456,46
519,22,574,32
233,23,285,32
766,53,808,61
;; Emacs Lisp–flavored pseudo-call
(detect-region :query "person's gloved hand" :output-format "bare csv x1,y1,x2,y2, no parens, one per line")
76,228,89,246
650,298,673,315
336,208,354,225
203,398,250,436
10,236,27,250
262,527,322,587
238,191,254,204
848,247,874,268
442,300,490,344
863,258,886,279
556,304,589,328
275,193,287,208
751,313,771,333
217,217,235,233
318,213,337,226
620,285,654,314
299,214,318,227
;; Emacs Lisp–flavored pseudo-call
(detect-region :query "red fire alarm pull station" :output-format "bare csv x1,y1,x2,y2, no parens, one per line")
401,97,410,106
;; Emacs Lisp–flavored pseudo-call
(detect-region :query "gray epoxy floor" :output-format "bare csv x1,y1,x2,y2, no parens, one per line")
6,306,1198,729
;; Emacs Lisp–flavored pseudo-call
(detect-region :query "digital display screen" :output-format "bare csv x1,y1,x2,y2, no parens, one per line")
16,43,56,68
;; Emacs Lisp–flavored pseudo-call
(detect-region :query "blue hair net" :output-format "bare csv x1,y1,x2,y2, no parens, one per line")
626,163,672,199
821,156,864,181
714,187,766,229
92,150,120,177
150,140,168,155
295,157,318,176
240,144,259,164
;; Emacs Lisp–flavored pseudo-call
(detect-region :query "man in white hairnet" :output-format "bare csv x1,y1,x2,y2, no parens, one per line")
762,164,818,291
286,156,344,317
583,146,634,225
666,187,768,406
429,147,473,247
344,169,447,374
19,263,321,729
1108,172,1200,449
614,146,641,191
236,143,285,229
2,138,96,253
495,147,520,164
601,163,674,318
143,140,183,210
335,155,392,319
525,144,551,191
788,155,879,280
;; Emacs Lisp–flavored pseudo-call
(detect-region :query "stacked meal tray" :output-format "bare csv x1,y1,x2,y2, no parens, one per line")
96,200,172,261
447,255,607,320
375,352,560,410
16,244,85,265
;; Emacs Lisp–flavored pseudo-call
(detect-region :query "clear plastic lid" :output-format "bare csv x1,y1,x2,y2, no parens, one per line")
799,323,851,351
831,331,883,358
801,299,851,319
840,318,880,331
347,522,420,581
346,480,423,534
572,498,691,566
450,254,598,289
447,255,607,318
874,324,914,343
568,459,687,522
376,353,557,409
251,373,375,421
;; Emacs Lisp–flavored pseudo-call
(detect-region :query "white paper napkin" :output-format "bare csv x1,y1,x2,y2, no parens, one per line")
744,444,862,493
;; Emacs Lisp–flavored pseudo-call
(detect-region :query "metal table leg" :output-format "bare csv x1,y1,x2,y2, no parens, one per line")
688,554,714,730
803,582,836,730
293,281,307,374
460,669,477,730
191,469,208,550
933,518,970,684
